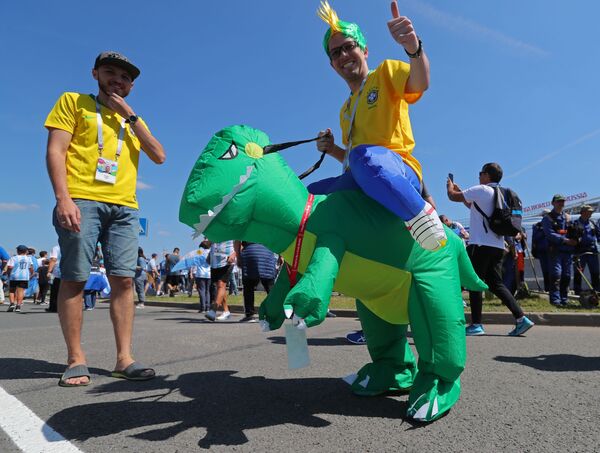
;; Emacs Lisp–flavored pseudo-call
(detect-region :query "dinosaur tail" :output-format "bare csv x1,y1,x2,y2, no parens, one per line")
453,238,488,292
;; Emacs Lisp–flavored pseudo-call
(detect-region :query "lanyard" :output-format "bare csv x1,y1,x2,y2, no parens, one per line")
286,194,314,288
95,99,126,160
342,71,372,170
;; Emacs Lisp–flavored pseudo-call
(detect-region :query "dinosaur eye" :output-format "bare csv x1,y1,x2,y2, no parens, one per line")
218,143,238,160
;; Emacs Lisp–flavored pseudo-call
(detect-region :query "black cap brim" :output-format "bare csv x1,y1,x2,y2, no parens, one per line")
95,58,140,80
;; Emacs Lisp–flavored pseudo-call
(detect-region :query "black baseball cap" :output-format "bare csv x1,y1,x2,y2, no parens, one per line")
552,194,566,202
94,51,140,80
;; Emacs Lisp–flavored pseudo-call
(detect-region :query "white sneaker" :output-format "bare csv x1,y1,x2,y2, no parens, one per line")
216,311,231,321
205,310,216,321
405,202,447,251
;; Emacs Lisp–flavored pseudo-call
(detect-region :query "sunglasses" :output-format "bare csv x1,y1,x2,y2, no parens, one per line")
329,41,359,60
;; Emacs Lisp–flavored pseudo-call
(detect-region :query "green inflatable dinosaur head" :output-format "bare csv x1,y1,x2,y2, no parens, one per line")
179,125,309,249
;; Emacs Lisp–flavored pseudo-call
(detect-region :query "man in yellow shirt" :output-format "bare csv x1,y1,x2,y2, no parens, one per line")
313,1,446,251
45,51,166,387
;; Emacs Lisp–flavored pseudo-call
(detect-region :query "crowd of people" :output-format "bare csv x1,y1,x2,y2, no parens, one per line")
446,167,599,335
0,241,281,318
0,245,62,313
531,198,599,305
439,194,599,308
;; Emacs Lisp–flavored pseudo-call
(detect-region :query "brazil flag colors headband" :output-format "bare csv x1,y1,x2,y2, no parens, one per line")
318,1,367,57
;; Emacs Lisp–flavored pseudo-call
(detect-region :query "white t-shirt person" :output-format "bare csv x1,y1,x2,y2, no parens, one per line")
461,182,504,249
50,245,61,279
8,255,33,281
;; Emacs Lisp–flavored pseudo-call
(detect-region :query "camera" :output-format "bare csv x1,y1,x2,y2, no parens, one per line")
566,223,583,241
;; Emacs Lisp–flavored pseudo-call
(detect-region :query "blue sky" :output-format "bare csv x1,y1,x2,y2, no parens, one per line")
1,0,599,256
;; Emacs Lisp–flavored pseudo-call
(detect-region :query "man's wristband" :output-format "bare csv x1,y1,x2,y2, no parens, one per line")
405,38,423,58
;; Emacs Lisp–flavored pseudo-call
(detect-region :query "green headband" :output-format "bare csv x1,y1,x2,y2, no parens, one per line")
322,21,367,57
318,1,367,57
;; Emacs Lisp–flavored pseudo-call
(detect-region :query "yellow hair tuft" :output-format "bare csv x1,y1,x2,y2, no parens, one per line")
317,1,342,33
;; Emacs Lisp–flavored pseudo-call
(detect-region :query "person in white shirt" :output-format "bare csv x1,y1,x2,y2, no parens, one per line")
205,240,236,321
37,251,48,268
146,253,159,294
447,162,534,337
192,241,211,312
46,245,61,312
6,245,34,313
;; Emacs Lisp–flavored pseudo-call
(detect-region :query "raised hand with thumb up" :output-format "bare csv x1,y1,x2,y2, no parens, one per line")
387,1,420,55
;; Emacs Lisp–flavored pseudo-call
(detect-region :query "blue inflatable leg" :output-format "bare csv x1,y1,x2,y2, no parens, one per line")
307,172,360,195
348,145,424,221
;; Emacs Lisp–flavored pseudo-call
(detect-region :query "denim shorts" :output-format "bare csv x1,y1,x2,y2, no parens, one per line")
53,199,139,281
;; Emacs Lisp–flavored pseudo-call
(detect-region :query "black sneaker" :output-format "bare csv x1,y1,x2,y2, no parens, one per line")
14,305,21,313
7,304,15,312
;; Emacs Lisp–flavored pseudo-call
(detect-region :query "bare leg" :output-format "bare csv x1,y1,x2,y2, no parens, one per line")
16,287,25,305
108,276,137,372
57,280,87,385
214,280,229,312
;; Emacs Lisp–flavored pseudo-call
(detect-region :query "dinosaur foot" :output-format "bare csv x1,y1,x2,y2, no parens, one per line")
406,376,460,422
345,362,414,397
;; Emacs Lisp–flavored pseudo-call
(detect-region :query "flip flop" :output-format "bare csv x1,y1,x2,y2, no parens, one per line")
111,362,156,381
58,364,91,387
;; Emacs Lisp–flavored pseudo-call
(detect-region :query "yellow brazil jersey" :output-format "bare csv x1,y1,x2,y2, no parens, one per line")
340,59,423,180
44,92,148,209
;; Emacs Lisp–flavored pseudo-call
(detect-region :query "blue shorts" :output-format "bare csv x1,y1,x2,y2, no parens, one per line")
53,199,139,281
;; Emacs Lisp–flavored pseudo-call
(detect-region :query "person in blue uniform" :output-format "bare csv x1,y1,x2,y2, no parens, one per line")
531,209,550,291
572,205,599,294
542,195,577,306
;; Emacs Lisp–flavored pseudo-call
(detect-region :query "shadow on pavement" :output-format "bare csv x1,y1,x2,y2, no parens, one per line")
494,354,600,372
46,370,412,449
267,336,415,347
267,336,349,346
0,358,108,380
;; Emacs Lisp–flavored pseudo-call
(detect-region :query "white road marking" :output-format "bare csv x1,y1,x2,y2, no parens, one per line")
0,386,83,453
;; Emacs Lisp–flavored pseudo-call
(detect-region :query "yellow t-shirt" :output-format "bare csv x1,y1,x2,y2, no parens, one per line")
44,92,149,209
339,59,423,180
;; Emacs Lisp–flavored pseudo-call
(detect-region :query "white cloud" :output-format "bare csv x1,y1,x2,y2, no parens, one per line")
407,0,549,57
0,203,40,212
158,230,171,237
137,180,152,190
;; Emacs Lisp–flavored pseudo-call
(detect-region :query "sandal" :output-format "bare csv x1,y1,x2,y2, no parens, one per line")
58,364,91,387
111,362,156,381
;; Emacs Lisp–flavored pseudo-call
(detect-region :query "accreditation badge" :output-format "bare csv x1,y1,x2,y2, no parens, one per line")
95,157,118,184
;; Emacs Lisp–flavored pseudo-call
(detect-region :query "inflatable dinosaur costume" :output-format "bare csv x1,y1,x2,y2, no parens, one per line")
179,125,487,422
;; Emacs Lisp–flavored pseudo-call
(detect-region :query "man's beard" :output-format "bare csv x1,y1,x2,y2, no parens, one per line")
98,79,128,98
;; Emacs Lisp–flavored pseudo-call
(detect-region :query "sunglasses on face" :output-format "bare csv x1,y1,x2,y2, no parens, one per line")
329,41,359,60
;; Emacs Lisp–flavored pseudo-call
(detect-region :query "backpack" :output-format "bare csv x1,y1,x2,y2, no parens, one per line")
473,186,523,237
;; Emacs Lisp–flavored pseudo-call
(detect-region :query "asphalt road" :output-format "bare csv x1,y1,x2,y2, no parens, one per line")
1,302,600,452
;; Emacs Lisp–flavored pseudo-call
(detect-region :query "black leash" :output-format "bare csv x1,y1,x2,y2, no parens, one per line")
263,134,329,180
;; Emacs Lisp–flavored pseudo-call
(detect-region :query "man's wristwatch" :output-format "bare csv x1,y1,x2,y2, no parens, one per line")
405,38,423,58
127,114,139,125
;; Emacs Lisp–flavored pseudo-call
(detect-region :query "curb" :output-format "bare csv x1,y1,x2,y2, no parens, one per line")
140,301,600,327
468,312,600,328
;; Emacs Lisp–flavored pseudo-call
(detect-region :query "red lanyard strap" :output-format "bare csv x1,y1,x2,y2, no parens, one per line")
286,194,314,287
